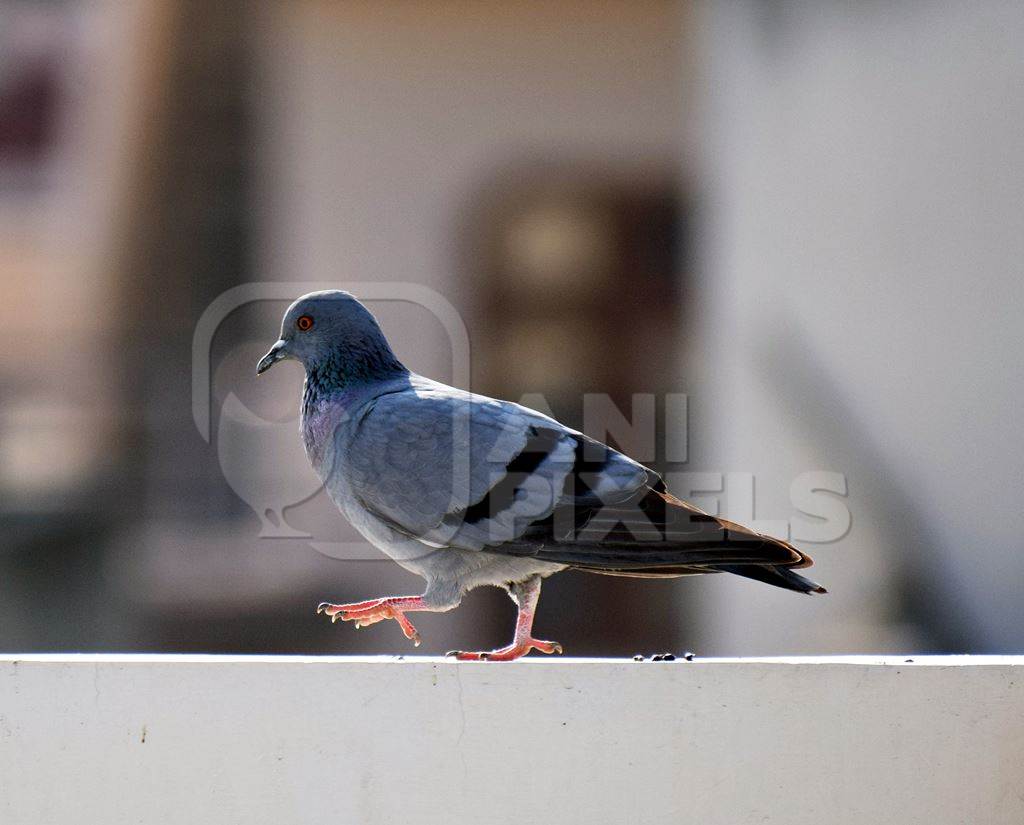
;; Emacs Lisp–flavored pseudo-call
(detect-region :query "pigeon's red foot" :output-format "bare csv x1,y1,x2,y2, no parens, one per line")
446,638,563,662
317,597,425,646
447,575,562,661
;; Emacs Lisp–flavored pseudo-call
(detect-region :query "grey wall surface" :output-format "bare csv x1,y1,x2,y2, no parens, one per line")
692,1,1024,652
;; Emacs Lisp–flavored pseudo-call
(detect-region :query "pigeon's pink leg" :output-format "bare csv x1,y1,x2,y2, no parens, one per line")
447,576,562,662
316,597,435,646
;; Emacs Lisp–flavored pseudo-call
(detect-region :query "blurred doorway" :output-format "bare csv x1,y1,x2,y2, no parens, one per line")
464,161,690,655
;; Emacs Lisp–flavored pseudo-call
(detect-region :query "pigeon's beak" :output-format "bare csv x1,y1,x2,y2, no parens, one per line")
256,340,288,375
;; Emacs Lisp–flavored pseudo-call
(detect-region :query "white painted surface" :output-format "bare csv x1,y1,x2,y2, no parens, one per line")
1,656,1021,824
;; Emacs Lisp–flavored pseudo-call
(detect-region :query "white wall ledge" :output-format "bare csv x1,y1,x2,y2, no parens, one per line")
4,653,1022,665
2,655,1022,824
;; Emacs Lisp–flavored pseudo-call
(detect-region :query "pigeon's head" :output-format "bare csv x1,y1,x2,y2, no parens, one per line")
256,290,405,385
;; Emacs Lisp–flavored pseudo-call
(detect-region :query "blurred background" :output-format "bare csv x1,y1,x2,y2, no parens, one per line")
1,0,1021,656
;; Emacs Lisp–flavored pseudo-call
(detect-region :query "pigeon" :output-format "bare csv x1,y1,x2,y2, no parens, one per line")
257,290,825,660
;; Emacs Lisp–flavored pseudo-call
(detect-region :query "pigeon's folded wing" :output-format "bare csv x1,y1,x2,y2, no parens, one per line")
343,384,818,588
342,385,649,550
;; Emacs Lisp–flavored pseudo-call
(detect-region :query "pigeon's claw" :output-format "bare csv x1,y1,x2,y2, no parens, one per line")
317,596,426,646
446,638,563,662
317,597,388,616
445,575,560,661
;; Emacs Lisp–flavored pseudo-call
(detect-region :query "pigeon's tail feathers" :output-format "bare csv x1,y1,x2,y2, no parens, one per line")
580,562,827,593
712,563,827,594
515,487,826,594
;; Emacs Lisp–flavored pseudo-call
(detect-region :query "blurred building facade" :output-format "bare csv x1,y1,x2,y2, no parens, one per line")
1,0,1022,655
691,0,1024,653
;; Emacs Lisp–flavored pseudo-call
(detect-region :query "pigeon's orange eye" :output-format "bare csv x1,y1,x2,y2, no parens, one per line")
296,315,314,332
